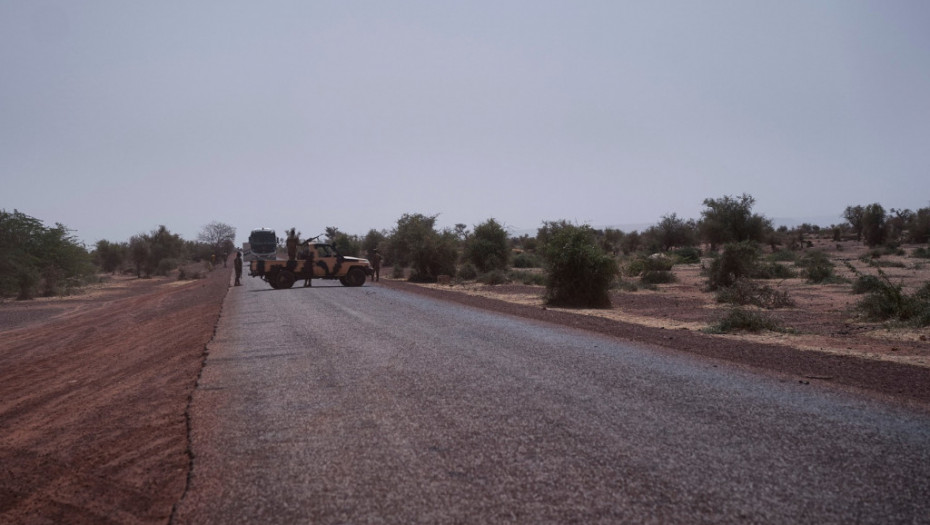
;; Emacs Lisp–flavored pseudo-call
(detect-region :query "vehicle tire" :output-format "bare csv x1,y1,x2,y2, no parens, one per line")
339,277,349,286
343,267,366,287
276,270,296,289
267,269,281,289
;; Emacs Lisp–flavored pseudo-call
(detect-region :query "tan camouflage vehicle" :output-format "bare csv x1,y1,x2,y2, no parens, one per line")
249,243,373,289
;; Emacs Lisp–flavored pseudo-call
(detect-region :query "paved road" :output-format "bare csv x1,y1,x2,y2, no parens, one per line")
172,277,930,524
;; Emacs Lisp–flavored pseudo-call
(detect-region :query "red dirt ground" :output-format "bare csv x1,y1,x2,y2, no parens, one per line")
0,267,228,525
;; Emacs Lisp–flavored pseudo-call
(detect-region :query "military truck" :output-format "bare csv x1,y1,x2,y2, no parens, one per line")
249,243,373,289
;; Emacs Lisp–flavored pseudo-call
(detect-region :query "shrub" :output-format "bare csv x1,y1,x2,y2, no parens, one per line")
477,270,508,285
541,223,618,308
508,269,546,286
641,270,677,285
387,213,459,282
797,251,835,283
715,278,793,309
464,218,510,272
705,241,761,290
625,258,646,277
391,265,406,279
752,261,797,279
851,275,883,294
672,246,702,264
704,308,785,333
912,247,930,259
848,266,930,327
457,262,478,280
512,252,541,268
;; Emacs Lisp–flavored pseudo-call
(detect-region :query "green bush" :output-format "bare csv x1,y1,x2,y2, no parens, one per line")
672,246,702,264
625,258,646,277
704,308,785,333
464,218,510,272
391,265,406,279
752,261,797,280
847,266,930,327
1,209,96,299
851,275,883,294
912,247,930,259
512,252,541,268
387,213,459,282
541,223,618,308
797,251,836,283
457,262,478,280
705,241,761,290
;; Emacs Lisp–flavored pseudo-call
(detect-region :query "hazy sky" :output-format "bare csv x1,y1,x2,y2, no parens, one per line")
2,1,929,246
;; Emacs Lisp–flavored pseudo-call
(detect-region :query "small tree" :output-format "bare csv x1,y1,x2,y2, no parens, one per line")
387,213,458,282
540,222,618,308
197,221,237,259
332,231,361,256
644,213,697,252
362,229,387,255
907,207,930,244
861,203,887,247
463,218,510,273
95,239,127,274
843,205,865,242
706,241,761,290
699,194,771,250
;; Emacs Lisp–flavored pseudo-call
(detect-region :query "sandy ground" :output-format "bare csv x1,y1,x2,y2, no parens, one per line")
405,239,930,370
0,266,228,525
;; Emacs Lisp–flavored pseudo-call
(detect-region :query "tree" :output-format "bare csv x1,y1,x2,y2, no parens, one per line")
645,213,697,252
387,213,458,281
197,221,237,258
861,203,887,247
128,225,184,277
699,194,771,250
332,231,361,256
463,218,510,273
843,205,865,242
0,209,94,299
907,207,930,244
539,222,618,308
95,239,127,274
324,226,341,243
362,229,387,255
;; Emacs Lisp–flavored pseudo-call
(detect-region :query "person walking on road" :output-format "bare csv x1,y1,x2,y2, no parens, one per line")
234,251,243,286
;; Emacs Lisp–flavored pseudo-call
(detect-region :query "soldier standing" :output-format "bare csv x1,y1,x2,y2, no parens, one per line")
233,252,243,286
286,228,298,260
369,249,383,282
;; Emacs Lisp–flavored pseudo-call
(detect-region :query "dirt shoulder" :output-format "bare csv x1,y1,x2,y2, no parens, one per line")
377,277,930,407
0,268,229,525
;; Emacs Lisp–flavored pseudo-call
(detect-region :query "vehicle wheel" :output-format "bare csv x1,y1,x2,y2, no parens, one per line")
339,277,349,286
343,267,366,287
276,270,296,289
266,270,280,289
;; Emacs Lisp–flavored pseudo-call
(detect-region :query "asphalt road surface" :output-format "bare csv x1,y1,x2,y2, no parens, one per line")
172,277,930,524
